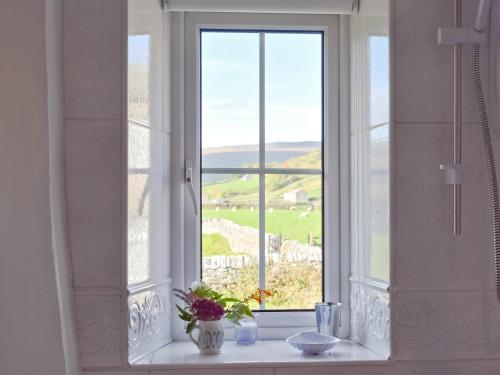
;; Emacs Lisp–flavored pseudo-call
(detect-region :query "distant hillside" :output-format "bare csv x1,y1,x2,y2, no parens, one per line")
203,149,322,204
202,141,321,170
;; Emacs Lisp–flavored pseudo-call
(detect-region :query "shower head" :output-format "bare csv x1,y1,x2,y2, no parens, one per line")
475,0,491,33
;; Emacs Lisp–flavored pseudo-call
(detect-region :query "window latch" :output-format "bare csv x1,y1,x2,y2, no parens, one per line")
185,160,199,215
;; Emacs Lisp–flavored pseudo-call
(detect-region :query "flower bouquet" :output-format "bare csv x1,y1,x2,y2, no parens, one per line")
173,281,271,354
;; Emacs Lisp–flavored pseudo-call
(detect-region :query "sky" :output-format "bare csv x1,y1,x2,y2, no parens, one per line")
128,31,390,149
201,31,323,149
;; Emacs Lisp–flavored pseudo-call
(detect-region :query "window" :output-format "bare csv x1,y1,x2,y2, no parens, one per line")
200,30,324,310
367,35,389,281
177,12,344,337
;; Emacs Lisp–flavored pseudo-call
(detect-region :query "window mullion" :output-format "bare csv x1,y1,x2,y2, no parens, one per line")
258,32,266,309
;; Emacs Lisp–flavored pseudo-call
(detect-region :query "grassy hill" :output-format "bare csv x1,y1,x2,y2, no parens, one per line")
202,148,322,203
202,149,323,245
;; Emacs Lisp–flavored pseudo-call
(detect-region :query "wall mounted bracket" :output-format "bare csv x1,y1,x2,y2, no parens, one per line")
440,163,464,185
438,27,486,45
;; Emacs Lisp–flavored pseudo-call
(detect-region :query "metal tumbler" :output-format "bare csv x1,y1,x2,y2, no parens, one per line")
315,302,342,337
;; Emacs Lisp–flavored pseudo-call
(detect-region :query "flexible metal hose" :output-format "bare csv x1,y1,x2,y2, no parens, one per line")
471,44,500,300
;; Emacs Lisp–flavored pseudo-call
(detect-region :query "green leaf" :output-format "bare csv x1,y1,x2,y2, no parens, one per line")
176,304,189,316
243,304,254,318
179,314,191,322
186,319,197,334
220,297,240,303
176,304,192,321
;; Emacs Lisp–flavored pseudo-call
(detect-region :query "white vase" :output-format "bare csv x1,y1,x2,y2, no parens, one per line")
188,319,224,355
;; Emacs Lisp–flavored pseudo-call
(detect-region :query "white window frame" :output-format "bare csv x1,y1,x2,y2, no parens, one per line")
170,11,350,340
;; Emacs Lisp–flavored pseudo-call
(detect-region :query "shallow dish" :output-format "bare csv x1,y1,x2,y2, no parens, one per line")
286,331,340,355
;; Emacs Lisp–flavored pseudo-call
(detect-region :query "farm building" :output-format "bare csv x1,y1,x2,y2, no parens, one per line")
283,189,309,203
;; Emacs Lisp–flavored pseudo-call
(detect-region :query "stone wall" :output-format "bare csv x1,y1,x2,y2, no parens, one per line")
202,252,322,290
203,218,321,257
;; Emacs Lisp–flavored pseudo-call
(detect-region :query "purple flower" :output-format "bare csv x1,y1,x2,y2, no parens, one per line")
192,298,224,321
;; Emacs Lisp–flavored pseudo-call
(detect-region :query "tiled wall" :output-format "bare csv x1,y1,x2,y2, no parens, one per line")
64,0,125,369
63,0,500,373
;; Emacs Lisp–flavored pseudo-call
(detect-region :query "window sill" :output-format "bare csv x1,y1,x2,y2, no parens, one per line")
131,339,388,369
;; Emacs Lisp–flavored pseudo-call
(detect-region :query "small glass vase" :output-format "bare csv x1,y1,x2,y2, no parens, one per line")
234,319,258,345
188,319,224,355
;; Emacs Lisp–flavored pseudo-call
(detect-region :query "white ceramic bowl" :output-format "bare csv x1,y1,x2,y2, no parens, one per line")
286,331,340,355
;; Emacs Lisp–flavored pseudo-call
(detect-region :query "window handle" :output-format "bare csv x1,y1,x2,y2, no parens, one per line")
185,160,199,215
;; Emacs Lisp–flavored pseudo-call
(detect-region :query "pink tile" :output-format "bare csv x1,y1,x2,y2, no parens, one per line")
394,0,487,124
65,120,123,287
393,289,500,360
394,123,495,286
63,0,123,119
75,294,123,368
394,0,452,123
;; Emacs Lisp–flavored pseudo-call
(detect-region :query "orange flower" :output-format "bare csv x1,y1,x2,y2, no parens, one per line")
245,288,273,304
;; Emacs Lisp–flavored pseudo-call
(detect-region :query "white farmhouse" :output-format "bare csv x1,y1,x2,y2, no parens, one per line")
283,189,309,204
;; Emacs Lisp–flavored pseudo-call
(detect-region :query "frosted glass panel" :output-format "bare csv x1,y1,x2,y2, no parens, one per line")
367,125,389,280
369,36,389,127
128,172,151,284
128,122,151,170
127,0,166,286
128,34,151,125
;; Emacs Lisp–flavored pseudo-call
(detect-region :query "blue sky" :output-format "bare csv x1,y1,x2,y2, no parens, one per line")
201,31,323,149
129,34,150,65
370,36,390,127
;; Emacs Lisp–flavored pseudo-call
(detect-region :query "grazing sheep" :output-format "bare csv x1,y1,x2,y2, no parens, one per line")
299,211,309,219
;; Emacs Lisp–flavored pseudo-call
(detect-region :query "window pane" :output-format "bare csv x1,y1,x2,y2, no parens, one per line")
369,36,389,127
265,174,323,309
367,125,389,280
265,33,322,168
368,35,389,280
201,173,260,308
201,32,260,168
128,34,151,124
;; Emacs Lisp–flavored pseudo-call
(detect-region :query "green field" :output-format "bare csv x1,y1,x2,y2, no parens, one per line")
203,208,322,245
202,233,232,256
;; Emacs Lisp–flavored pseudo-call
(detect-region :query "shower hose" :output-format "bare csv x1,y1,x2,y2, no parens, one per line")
471,44,500,301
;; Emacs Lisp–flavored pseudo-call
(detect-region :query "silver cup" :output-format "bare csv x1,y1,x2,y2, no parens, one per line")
315,302,342,337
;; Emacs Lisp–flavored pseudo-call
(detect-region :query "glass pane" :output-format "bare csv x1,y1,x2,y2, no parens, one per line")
367,35,389,280
201,173,260,308
265,33,322,168
369,36,389,127
201,32,260,168
128,173,151,284
128,34,151,125
265,174,323,309
367,125,390,280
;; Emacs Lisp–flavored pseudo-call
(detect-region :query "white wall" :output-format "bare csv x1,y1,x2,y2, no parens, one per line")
0,1,78,374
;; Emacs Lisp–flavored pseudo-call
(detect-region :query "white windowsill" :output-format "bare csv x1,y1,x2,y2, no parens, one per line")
131,339,388,369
